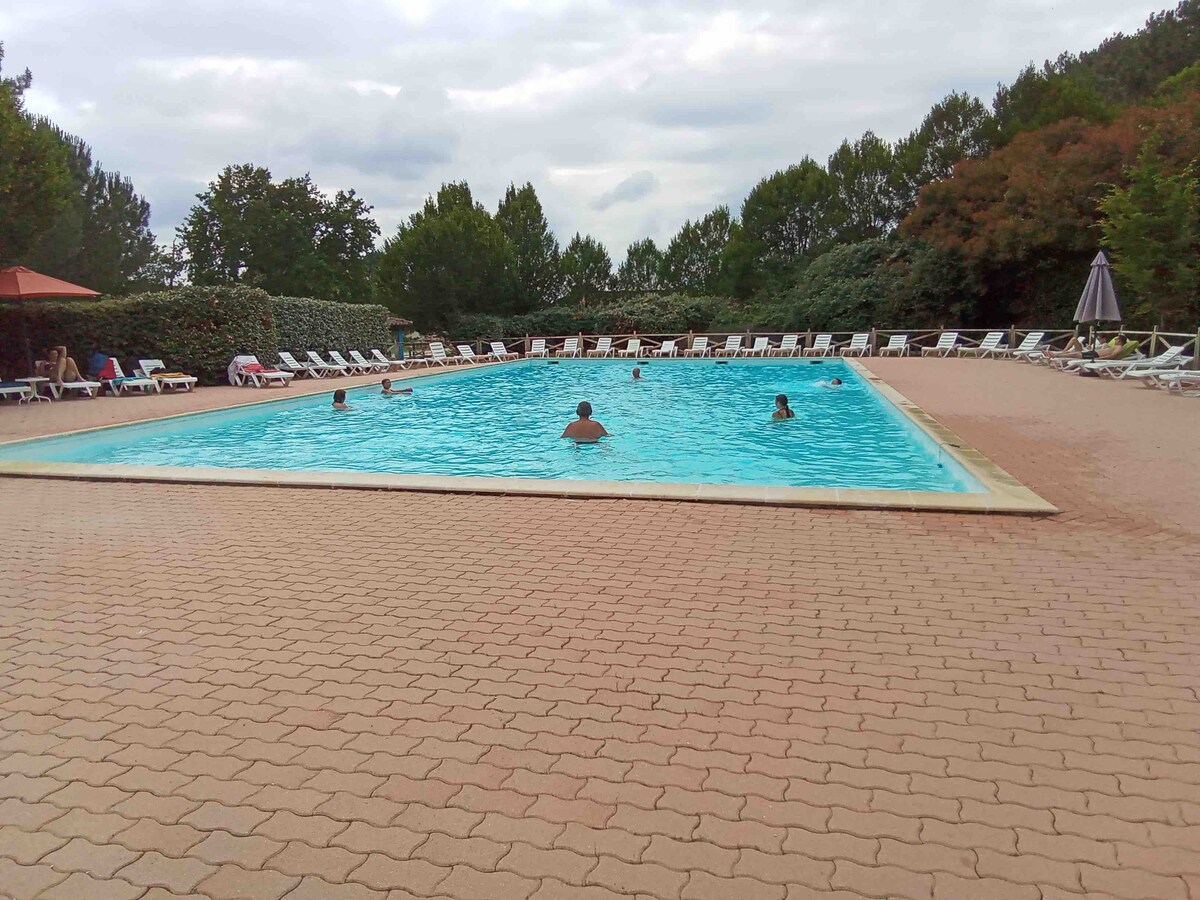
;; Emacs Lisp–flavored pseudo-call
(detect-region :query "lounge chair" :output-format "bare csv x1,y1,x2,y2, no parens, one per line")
587,337,614,357
804,335,833,357
425,342,463,366
327,350,370,375
957,331,1006,358
99,358,158,396
0,381,33,402
921,332,960,357
348,350,390,374
370,348,410,370
839,333,870,357
999,332,1046,360
1160,372,1200,396
769,335,800,357
229,355,293,388
138,359,198,392
1085,345,1188,378
617,339,642,357
489,342,518,361
653,340,678,357
741,337,770,356
683,336,711,357
306,351,350,376
1122,367,1193,389
715,336,742,356
528,339,549,358
278,351,322,377
878,334,909,356
455,344,480,363
46,380,103,399
556,337,581,358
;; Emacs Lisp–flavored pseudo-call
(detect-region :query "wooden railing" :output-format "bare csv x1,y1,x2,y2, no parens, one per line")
405,327,1200,367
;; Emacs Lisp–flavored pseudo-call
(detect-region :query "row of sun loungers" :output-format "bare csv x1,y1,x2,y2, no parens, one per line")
0,358,199,402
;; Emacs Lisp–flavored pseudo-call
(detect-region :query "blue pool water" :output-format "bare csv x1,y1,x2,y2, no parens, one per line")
0,359,983,492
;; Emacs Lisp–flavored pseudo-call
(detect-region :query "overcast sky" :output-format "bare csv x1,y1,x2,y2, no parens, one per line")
4,1,1159,258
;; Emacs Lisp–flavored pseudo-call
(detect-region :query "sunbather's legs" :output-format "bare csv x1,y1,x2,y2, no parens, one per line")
52,347,82,382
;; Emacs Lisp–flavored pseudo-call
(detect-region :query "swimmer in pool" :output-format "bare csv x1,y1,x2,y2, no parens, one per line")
381,378,413,395
561,401,610,442
632,366,643,381
332,389,352,410
772,394,795,420
818,378,843,389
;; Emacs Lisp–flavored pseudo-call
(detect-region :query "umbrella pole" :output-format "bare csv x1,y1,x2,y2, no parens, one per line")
20,302,34,376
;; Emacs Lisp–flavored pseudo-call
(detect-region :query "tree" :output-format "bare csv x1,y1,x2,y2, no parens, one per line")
992,64,1113,144
178,164,380,303
496,182,562,310
894,92,996,214
0,47,72,265
561,233,612,302
1099,136,1199,327
826,132,902,244
732,159,835,295
613,238,663,292
24,120,159,294
659,206,732,295
376,181,517,328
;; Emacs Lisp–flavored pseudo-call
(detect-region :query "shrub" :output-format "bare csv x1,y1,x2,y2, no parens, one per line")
453,293,730,339
0,285,392,384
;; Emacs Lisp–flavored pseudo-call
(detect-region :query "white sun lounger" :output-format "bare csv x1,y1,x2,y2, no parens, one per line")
715,336,742,356
878,334,909,356
229,355,293,388
456,344,481,363
425,342,458,366
489,342,518,360
349,350,390,373
556,337,581,357
327,350,370,374
306,350,350,376
138,359,198,392
278,351,321,377
587,337,614,357
0,382,33,402
101,358,158,396
957,331,1006,358
528,339,549,358
1000,332,1046,359
617,339,642,357
921,332,960,356
46,380,103,399
684,336,710,357
1085,346,1188,378
804,335,833,357
839,333,870,357
653,340,678,357
769,335,800,357
741,337,770,356
370,348,410,370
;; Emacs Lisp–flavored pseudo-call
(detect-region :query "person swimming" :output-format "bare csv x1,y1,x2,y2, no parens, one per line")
818,377,843,389
772,394,795,420
381,378,413,395
561,401,610,442
632,367,643,381
332,389,352,410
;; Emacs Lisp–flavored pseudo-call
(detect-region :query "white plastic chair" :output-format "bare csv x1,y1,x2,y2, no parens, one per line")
804,335,833,357
715,336,742,356
527,339,549,358
349,350,390,373
957,332,1006,358
921,332,960,357
878,335,909,357
653,340,678,357
839,334,870,357
489,342,518,360
617,339,642,357
770,335,800,357
102,358,158,396
138,359,197,392
587,337,614,357
328,350,370,374
556,337,581,357
307,350,349,375
741,337,770,356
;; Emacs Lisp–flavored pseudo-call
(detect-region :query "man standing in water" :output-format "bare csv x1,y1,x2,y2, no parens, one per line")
561,401,610,442
632,366,643,380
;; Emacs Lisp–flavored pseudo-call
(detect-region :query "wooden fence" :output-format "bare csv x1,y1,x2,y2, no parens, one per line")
406,327,1200,368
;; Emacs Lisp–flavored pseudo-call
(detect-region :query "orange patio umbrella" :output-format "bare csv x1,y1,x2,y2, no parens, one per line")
0,265,101,373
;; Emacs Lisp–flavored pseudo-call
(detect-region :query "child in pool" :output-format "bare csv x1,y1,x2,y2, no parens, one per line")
381,378,413,395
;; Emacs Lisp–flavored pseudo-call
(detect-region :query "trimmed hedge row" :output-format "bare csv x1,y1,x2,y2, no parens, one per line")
453,293,731,340
0,285,393,384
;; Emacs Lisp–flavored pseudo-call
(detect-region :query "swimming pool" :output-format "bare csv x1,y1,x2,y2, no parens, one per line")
0,359,986,493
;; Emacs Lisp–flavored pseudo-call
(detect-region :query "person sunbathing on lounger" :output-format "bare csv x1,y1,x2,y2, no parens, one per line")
1042,335,1126,360
380,378,412,395
562,401,609,442
35,346,83,383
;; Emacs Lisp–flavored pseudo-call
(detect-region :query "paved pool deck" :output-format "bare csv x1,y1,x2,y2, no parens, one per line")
0,358,1197,900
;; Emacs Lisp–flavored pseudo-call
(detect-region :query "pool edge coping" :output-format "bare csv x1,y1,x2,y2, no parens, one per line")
0,357,1058,515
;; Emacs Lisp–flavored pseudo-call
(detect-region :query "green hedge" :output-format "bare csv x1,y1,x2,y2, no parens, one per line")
454,293,731,339
0,285,392,384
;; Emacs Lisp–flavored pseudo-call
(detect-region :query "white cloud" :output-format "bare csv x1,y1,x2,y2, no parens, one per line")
5,0,1160,257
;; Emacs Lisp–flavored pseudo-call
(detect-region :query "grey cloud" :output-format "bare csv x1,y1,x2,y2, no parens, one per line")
4,0,1160,254
592,171,660,211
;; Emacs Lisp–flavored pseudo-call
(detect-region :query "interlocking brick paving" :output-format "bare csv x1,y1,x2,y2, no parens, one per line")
1,359,1199,899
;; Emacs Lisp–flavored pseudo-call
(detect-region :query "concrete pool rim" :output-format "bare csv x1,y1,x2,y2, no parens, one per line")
0,357,1057,515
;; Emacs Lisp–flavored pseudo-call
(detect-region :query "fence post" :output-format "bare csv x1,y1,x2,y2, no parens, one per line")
1009,323,1017,351
1194,328,1200,370
1150,326,1158,356
524,334,529,356
805,328,812,351
868,327,876,356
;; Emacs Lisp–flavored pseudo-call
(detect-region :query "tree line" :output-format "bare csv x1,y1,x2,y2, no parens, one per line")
3,1,1198,332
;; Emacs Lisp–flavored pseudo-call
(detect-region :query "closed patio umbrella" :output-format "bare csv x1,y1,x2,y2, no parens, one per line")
1073,251,1121,326
0,266,101,373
